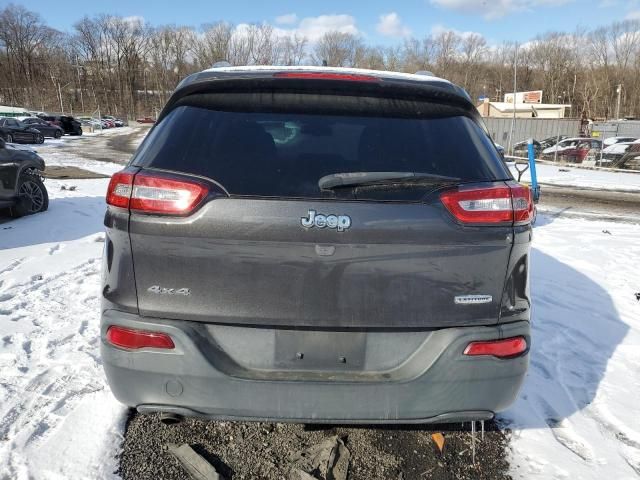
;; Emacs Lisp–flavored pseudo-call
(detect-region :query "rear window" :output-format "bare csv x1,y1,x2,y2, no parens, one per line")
132,96,510,199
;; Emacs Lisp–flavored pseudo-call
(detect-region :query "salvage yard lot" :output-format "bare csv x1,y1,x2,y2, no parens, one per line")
1,130,640,479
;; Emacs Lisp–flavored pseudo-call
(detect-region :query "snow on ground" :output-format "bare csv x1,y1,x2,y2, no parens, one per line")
508,162,640,192
0,177,126,480
40,148,122,177
505,215,640,479
30,127,142,177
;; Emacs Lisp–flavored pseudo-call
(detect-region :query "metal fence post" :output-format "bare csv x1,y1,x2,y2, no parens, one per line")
528,138,540,202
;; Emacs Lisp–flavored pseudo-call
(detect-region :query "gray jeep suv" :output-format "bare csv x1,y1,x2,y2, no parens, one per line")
101,66,532,424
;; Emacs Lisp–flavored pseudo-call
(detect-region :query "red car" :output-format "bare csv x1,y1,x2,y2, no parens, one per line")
544,137,602,163
136,116,156,124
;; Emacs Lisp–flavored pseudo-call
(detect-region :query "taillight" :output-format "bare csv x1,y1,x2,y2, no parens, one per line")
440,184,533,225
106,170,209,215
106,326,175,350
463,336,527,358
106,170,134,208
273,72,379,82
510,184,534,225
130,172,208,215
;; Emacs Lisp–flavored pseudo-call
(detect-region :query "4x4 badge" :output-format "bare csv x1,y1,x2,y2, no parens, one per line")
301,209,351,232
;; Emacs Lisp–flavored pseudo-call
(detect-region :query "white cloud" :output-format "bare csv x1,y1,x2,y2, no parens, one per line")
271,14,359,42
275,13,298,25
431,23,484,39
625,9,640,19
122,15,145,25
430,0,572,20
376,12,412,37
296,14,359,41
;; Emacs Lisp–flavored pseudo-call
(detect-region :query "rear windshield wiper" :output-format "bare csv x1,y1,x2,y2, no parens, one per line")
318,171,462,190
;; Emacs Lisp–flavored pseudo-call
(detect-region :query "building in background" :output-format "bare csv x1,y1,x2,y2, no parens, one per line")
477,90,571,119
0,105,28,118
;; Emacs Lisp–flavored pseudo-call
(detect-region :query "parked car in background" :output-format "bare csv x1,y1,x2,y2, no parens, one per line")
539,135,569,150
17,116,64,138
602,136,637,147
102,115,126,127
513,139,541,157
135,116,156,124
598,142,634,166
0,136,48,217
38,114,83,136
513,135,570,158
542,137,602,162
595,140,640,169
0,117,44,144
77,116,102,128
617,145,640,170
102,66,532,425
495,143,505,159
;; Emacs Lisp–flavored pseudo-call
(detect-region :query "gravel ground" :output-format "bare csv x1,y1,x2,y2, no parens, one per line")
538,184,640,219
119,413,511,480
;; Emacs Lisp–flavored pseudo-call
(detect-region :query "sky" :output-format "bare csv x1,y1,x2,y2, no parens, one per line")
11,0,640,45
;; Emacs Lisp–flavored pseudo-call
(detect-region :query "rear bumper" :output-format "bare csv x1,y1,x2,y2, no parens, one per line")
101,310,529,424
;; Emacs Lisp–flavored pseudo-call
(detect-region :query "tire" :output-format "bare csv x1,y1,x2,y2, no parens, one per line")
36,133,44,144
10,173,49,218
6,133,13,143
54,129,62,139
77,127,83,136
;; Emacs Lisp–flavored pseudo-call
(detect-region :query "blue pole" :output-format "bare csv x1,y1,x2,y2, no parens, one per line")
527,138,540,202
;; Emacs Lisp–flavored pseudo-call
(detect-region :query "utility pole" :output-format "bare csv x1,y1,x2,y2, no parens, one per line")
615,84,622,119
73,56,85,114
507,42,519,156
58,82,64,114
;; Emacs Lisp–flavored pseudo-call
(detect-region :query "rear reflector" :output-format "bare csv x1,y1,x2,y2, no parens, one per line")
106,169,209,215
273,72,379,82
440,184,533,225
106,326,175,350
463,336,527,358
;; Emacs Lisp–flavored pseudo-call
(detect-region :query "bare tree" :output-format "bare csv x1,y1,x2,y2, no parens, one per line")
313,31,362,67
3,5,640,119
279,34,307,66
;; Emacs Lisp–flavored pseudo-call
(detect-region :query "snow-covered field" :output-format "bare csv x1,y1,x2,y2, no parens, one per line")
0,178,125,479
505,216,640,479
508,162,640,192
1,134,639,478
21,127,146,177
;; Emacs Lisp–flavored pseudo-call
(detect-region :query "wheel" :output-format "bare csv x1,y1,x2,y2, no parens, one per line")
10,173,49,218
6,133,13,143
77,127,83,136
36,133,44,144
54,129,62,139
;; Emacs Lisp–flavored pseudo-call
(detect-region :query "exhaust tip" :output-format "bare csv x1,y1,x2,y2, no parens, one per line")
159,412,184,425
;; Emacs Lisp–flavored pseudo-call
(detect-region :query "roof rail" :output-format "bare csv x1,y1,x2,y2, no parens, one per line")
415,70,435,77
211,61,232,68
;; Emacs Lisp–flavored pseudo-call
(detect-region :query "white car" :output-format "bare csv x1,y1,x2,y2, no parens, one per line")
602,136,636,147
542,137,598,155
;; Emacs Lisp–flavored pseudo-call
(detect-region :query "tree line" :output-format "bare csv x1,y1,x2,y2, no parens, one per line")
1,3,638,120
